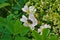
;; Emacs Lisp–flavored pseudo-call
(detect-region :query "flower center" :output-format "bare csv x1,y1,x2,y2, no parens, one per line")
27,10,30,14
27,19,33,24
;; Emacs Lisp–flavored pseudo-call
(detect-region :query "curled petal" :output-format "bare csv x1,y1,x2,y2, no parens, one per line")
29,6,36,13
29,13,37,27
38,28,41,33
44,24,51,28
20,15,27,22
22,5,28,12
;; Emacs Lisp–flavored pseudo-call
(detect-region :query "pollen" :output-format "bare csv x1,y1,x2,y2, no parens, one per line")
27,19,33,24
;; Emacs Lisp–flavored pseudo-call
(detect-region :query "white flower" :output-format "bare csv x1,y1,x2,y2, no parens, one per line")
38,24,51,35
20,13,37,30
22,5,36,14
29,6,36,13
43,24,51,28
22,5,28,12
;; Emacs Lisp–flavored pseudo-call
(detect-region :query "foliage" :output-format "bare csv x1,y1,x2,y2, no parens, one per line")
0,0,60,40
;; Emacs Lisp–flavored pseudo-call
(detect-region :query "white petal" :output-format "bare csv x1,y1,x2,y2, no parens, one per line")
38,28,42,35
22,5,28,12
40,26,44,28
29,6,36,13
29,6,34,11
20,15,27,22
40,32,42,35
23,22,28,27
44,24,51,28
38,28,41,33
29,13,37,27
34,9,36,12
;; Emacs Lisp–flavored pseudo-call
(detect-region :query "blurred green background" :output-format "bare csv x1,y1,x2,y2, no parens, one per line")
0,0,60,40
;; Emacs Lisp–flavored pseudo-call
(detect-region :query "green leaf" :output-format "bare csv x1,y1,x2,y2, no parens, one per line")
42,29,50,36
20,26,30,36
32,30,41,40
0,17,7,28
13,20,21,34
14,10,18,14
24,0,29,3
1,17,27,35
6,19,21,35
13,4,21,10
1,33,12,40
0,17,5,23
42,29,50,40
0,0,7,3
0,3,10,8
7,14,14,20
0,17,11,34
48,34,58,40
15,36,30,40
5,19,30,36
13,0,29,11
18,0,24,5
